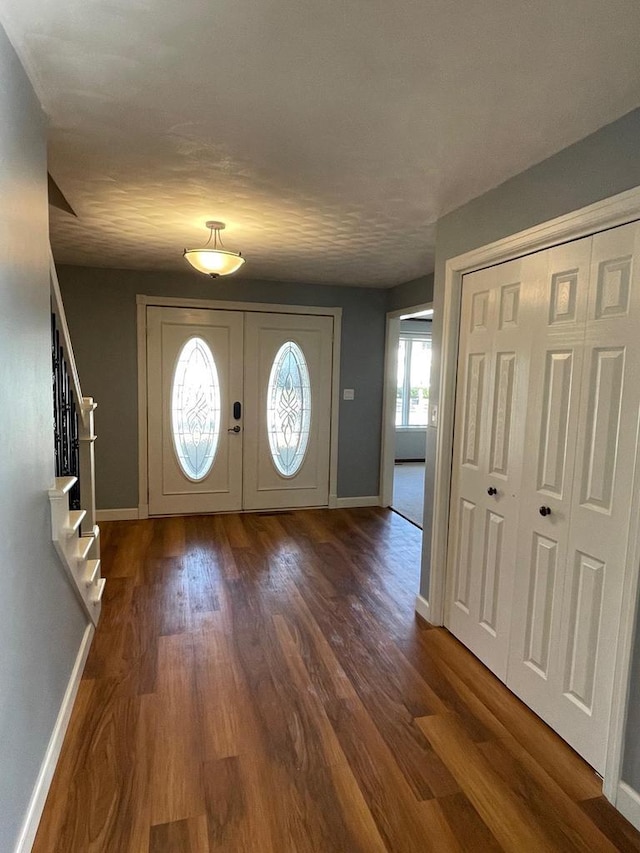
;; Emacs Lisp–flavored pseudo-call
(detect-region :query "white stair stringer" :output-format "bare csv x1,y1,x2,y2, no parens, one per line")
49,477,104,625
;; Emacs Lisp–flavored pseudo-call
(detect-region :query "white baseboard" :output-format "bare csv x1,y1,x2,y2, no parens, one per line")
15,623,95,853
415,594,432,624
96,507,139,522
101,502,382,516
616,781,640,831
334,496,381,509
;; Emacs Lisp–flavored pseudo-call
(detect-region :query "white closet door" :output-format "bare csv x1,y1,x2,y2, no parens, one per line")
506,237,593,742
242,312,333,510
147,307,244,515
515,223,640,772
557,221,640,771
445,254,543,679
448,220,640,773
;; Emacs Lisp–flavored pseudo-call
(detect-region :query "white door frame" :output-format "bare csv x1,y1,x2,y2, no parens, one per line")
380,301,433,508
428,184,640,817
136,294,342,517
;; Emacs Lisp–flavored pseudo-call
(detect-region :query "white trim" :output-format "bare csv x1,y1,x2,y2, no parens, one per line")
329,313,342,508
380,302,433,508
96,508,140,522
14,623,94,853
615,782,640,831
335,495,380,508
137,297,342,516
414,594,431,624
137,299,148,519
136,294,342,317
380,315,401,507
393,302,434,319
429,182,640,815
603,410,640,800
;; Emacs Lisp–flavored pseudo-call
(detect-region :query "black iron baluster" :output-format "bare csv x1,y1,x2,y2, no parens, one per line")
54,328,64,477
52,314,61,476
61,353,69,476
51,312,81,510
69,393,81,510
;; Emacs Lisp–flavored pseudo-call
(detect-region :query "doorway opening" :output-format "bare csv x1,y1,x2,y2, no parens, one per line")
380,303,433,529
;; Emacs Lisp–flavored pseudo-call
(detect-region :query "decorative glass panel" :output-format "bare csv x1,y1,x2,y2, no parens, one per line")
171,337,221,481
267,341,311,477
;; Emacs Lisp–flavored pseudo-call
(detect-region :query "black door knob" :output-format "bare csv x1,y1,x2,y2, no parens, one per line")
539,506,551,517
228,425,241,434
487,487,497,496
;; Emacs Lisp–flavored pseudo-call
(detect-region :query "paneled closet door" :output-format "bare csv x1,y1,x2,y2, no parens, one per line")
508,223,640,773
445,254,543,679
506,237,592,745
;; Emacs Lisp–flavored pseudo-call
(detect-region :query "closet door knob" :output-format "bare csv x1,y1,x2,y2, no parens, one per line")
487,487,497,496
539,506,551,517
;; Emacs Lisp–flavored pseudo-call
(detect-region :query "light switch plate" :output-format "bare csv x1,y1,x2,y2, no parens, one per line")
343,388,355,401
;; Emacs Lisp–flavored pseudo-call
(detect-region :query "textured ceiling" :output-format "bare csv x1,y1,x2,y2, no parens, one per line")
2,0,640,287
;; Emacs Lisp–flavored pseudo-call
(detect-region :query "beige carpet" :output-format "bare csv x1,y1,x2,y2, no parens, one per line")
392,462,425,528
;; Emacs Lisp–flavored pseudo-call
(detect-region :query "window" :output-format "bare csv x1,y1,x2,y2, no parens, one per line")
267,340,312,477
396,333,431,427
171,337,221,480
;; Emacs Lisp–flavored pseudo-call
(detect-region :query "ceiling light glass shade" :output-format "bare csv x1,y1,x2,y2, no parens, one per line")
183,221,245,278
183,248,245,277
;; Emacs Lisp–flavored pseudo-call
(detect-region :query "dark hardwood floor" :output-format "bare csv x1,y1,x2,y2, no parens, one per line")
34,508,640,851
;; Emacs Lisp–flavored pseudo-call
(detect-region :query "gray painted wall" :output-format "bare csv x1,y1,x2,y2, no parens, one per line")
396,430,427,460
386,274,434,312
57,266,388,507
427,106,640,794
0,26,88,850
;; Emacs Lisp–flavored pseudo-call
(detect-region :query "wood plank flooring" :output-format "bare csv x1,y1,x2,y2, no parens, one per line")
33,508,640,851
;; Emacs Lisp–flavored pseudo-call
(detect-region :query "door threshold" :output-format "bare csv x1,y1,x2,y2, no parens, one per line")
390,507,423,529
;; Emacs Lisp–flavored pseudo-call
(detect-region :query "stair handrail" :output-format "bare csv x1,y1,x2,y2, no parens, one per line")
49,252,89,429
49,251,98,537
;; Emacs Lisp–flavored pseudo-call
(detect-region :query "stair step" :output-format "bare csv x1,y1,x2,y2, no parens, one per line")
91,578,106,605
84,559,101,588
49,476,77,498
65,509,86,535
76,536,94,562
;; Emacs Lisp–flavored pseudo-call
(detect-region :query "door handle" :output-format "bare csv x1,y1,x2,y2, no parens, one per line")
228,425,241,434
539,505,551,517
233,401,242,420
487,487,497,496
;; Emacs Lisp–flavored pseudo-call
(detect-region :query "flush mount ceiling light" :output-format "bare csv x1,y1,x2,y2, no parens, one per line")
183,221,245,278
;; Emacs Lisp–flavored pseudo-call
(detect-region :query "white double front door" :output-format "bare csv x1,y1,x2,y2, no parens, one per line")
447,220,640,773
146,306,333,515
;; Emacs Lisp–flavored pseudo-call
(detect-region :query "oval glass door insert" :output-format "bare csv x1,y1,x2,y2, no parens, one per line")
267,341,311,477
171,337,221,481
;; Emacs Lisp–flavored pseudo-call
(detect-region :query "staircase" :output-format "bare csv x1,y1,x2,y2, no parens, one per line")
48,258,104,625
49,475,104,624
